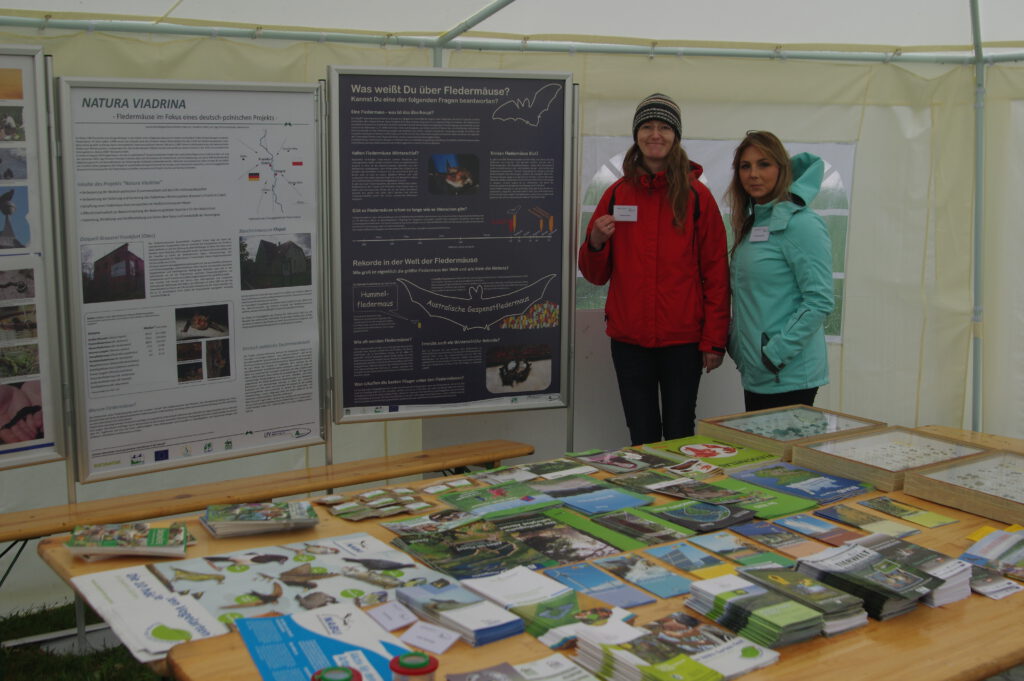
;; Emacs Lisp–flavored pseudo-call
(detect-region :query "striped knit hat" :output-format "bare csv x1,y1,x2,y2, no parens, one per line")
632,93,681,140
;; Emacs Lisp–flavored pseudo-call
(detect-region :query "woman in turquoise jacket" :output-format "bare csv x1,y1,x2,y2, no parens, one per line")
726,131,833,411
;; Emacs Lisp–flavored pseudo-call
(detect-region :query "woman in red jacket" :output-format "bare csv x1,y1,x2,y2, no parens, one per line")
579,93,729,445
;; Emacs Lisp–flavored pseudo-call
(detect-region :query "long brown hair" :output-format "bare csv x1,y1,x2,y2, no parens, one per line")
726,131,792,251
622,139,692,229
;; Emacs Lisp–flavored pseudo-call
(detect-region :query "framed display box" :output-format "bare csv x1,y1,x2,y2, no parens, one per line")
903,450,1024,525
790,426,987,491
696,405,885,461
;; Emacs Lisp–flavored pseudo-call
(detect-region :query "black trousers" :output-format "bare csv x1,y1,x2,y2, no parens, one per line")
743,387,819,412
610,339,702,446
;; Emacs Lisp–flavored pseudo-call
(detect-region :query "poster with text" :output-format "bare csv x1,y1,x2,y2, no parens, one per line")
0,47,61,470
61,79,322,481
331,68,572,421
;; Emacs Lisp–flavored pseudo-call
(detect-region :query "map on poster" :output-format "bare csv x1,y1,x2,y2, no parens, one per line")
63,81,322,479
333,68,571,420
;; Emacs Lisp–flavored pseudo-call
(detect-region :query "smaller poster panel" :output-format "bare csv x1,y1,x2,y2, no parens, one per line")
60,78,323,480
0,45,62,470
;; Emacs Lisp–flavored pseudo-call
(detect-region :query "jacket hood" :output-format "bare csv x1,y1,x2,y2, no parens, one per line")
789,152,824,207
755,152,824,231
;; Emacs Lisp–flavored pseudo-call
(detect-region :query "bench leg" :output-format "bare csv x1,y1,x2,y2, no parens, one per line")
0,539,27,591
74,595,88,653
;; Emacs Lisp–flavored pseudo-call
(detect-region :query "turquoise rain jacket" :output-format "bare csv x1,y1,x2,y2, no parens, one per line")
728,152,834,394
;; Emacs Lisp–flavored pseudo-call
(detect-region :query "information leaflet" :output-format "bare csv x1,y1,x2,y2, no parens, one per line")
334,69,571,420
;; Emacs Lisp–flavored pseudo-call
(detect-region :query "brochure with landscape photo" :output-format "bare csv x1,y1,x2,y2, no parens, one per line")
644,541,735,580
857,496,957,528
687,531,795,568
524,475,654,515
565,447,682,474
590,508,695,545
710,477,818,518
594,552,694,598
437,480,560,517
773,513,866,546
814,504,919,538
391,517,556,579
729,462,871,504
544,562,656,608
730,521,828,559
490,510,624,563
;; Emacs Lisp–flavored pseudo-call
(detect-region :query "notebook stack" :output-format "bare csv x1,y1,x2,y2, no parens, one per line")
396,578,524,646
796,541,942,619
686,574,824,648
738,567,868,635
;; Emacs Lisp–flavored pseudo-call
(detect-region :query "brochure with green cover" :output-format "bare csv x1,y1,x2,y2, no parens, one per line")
647,436,780,470
437,480,560,517
591,508,695,545
710,477,818,518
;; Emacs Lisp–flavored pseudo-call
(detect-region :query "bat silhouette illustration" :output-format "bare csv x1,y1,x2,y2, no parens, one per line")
492,83,563,127
397,273,556,330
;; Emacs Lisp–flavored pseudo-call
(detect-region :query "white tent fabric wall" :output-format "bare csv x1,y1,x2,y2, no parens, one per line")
0,25,1014,435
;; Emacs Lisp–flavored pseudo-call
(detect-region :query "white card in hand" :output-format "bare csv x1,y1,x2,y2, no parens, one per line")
613,205,638,222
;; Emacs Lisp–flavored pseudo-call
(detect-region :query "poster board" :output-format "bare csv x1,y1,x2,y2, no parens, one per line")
329,67,573,422
59,78,324,481
0,45,62,471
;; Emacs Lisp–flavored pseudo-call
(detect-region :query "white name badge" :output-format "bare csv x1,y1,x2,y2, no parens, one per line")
750,226,770,242
613,205,638,222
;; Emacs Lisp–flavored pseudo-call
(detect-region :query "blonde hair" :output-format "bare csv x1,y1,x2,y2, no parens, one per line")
726,131,793,251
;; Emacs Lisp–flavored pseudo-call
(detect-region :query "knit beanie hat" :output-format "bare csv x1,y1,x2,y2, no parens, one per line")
632,93,681,140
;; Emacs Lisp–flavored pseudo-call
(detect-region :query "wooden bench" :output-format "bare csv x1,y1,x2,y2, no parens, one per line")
0,439,532,543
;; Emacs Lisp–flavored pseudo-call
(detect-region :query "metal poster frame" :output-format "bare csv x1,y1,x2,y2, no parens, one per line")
328,66,574,423
58,77,325,481
0,44,63,471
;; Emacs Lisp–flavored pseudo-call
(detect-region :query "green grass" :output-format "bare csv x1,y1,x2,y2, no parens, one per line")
0,602,162,681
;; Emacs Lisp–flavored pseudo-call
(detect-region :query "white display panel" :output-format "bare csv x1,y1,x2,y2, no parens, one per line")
60,78,324,481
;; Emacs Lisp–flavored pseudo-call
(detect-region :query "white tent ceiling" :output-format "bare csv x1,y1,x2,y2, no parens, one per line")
1,0,1022,57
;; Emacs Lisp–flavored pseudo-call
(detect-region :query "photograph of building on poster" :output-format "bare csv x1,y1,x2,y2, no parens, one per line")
337,71,570,417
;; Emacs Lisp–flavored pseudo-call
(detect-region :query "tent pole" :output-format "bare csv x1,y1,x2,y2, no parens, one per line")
969,0,985,433
3,15,1024,65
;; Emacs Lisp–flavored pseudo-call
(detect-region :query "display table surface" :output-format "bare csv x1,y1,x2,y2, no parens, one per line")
36,426,1024,681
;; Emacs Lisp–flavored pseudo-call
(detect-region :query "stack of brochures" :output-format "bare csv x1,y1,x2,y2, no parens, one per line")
959,528,1024,582
574,611,779,681
573,617,723,681
396,578,524,646
447,653,601,681
738,567,868,636
686,574,824,648
199,501,319,538
796,541,942,619
66,521,190,559
848,533,972,606
460,565,635,648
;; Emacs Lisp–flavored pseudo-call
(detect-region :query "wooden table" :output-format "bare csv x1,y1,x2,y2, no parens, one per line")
37,427,1024,681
